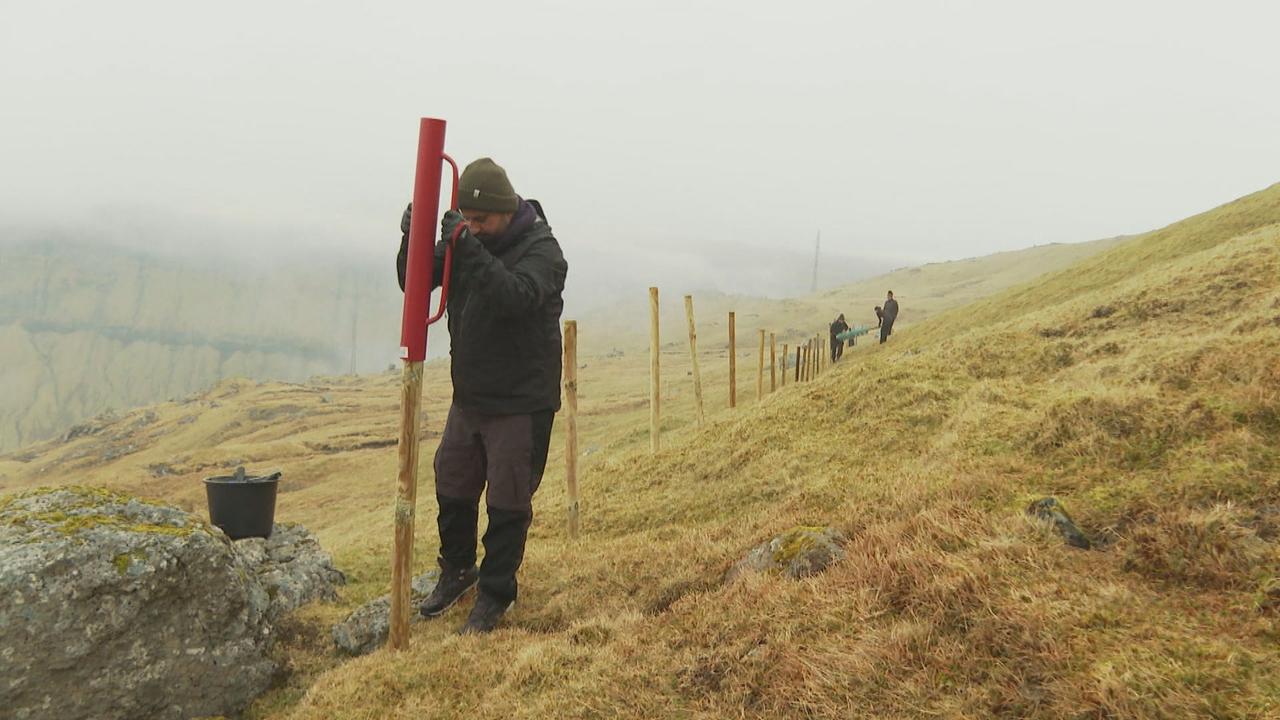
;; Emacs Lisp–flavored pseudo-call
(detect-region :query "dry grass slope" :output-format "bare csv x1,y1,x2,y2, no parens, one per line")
2,184,1278,718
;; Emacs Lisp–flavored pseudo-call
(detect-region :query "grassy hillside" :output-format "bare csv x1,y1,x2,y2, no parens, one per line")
2,184,1278,718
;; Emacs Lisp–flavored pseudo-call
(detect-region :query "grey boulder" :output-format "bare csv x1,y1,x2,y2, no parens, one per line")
0,486,275,720
234,522,346,621
1027,497,1092,549
727,525,848,581
332,571,439,656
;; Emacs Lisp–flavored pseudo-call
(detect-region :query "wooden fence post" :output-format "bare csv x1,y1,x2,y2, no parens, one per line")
684,295,705,427
649,287,660,453
781,343,788,387
756,329,765,402
563,320,579,538
795,344,801,383
390,359,423,650
728,312,736,408
769,333,777,392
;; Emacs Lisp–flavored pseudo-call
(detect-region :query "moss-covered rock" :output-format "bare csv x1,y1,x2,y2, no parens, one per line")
0,485,274,720
1027,496,1092,549
0,485,205,541
727,525,847,581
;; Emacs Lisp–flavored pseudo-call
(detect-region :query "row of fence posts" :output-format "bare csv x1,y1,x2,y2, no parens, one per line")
647,287,829,453
559,288,831,539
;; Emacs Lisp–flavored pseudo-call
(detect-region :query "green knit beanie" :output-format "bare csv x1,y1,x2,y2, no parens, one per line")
457,157,519,213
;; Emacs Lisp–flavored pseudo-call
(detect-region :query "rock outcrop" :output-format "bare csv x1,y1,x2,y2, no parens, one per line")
727,525,848,581
332,571,439,656
1027,497,1092,549
0,486,345,720
233,522,346,621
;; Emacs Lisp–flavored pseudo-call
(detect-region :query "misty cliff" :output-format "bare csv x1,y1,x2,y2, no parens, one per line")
0,239,403,452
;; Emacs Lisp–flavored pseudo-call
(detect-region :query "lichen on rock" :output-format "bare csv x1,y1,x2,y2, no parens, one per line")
1026,496,1092,549
727,525,848,581
332,571,439,656
0,485,345,720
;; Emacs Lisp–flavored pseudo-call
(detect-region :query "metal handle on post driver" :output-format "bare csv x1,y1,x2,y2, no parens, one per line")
426,153,461,326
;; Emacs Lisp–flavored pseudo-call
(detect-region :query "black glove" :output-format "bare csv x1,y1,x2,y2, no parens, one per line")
440,209,464,243
401,202,412,234
441,209,485,256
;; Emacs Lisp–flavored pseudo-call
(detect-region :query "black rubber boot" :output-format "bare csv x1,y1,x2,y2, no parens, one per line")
458,591,513,635
420,563,478,618
478,507,532,605
436,494,479,570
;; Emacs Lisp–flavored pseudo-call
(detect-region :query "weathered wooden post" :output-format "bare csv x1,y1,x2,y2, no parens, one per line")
795,344,801,383
728,312,737,408
769,333,777,392
781,343,788,387
683,295,705,427
563,320,580,538
756,329,765,402
649,287,660,453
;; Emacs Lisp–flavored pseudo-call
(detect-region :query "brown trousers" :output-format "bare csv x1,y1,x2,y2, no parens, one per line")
432,405,555,602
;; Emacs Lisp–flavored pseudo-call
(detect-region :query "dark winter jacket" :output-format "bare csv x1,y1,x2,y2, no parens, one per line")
882,298,899,325
829,318,849,340
397,199,568,414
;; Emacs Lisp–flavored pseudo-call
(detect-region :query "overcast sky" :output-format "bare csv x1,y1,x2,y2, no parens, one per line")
3,1,1279,297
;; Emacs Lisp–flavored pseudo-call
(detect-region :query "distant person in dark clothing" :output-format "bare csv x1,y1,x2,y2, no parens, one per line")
880,291,899,344
874,306,884,328
829,314,849,362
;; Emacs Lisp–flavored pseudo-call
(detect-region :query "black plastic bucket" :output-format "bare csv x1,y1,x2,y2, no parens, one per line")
204,467,281,540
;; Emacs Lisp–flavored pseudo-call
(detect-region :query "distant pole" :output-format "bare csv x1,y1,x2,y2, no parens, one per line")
349,280,359,375
728,312,736,408
781,343,788,387
801,341,809,382
769,333,777,392
756,329,765,402
684,295,705,427
795,345,801,383
811,230,820,293
649,287,660,453
563,320,580,538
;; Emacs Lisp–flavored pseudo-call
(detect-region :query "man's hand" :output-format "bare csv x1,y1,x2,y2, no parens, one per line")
401,203,412,234
441,209,484,259
441,209,465,243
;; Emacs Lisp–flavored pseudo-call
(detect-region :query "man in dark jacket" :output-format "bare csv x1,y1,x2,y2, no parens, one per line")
396,157,568,635
880,291,899,344
829,314,849,362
